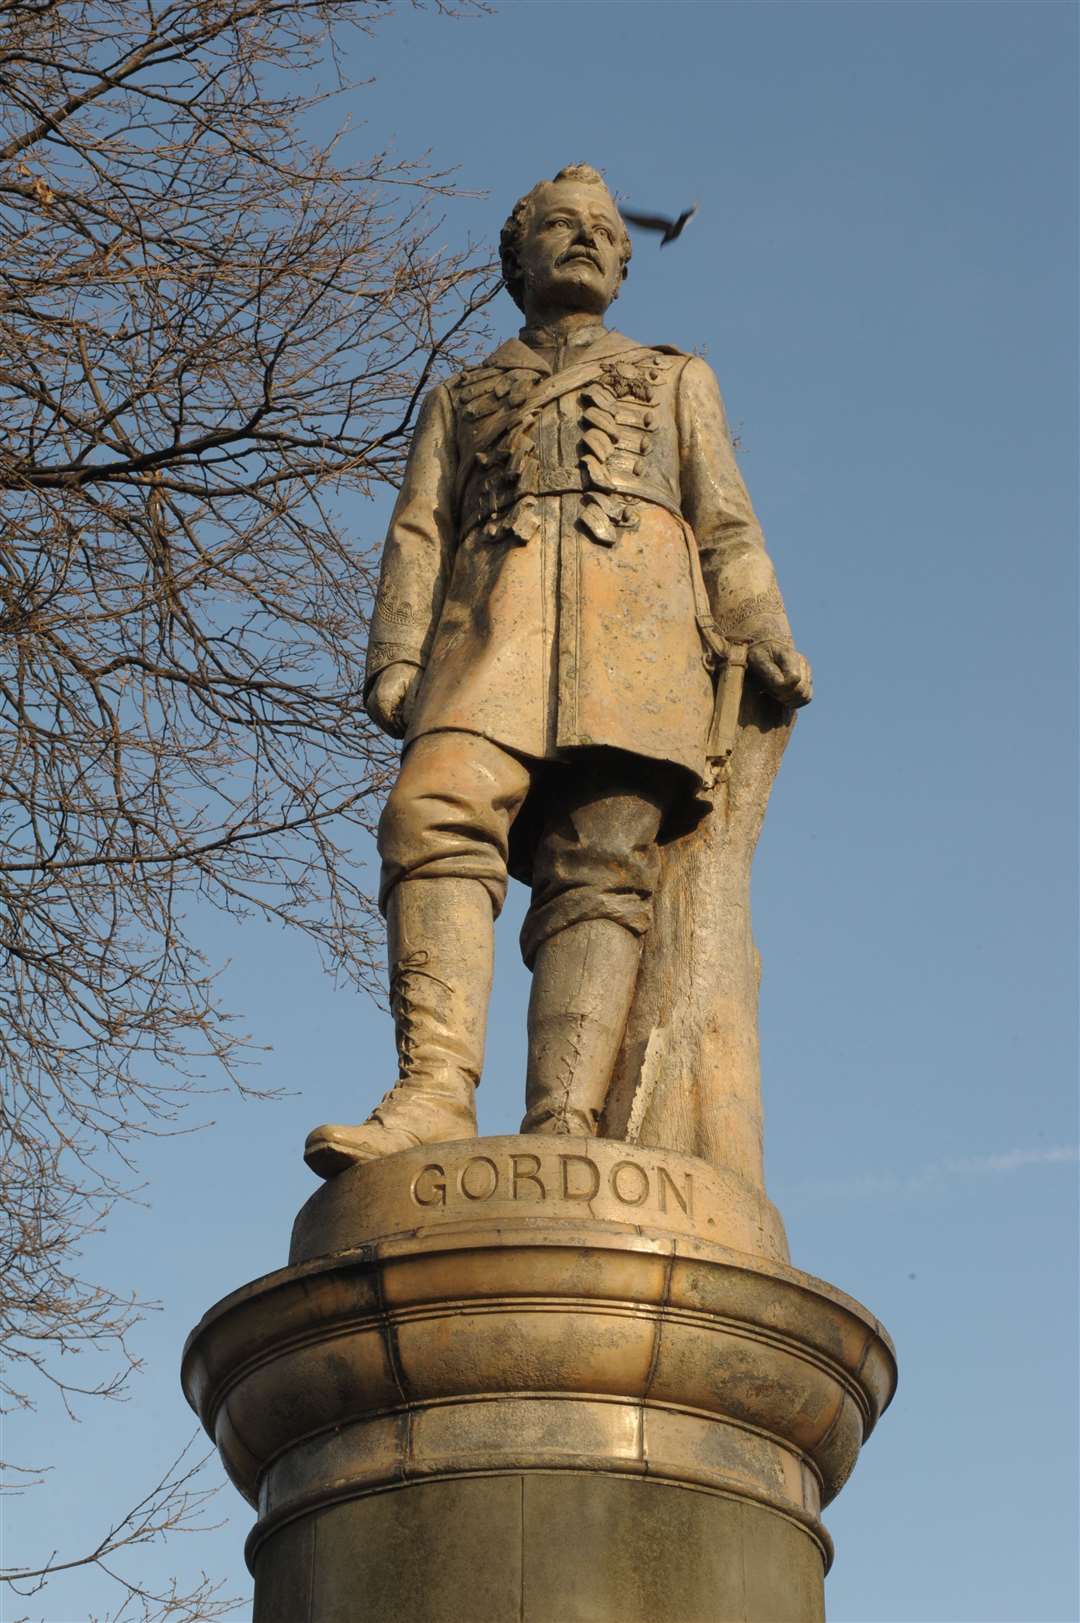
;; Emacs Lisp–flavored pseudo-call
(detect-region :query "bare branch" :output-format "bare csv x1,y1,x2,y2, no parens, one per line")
0,0,494,1612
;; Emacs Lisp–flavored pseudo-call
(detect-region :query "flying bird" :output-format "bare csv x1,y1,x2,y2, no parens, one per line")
621,202,699,246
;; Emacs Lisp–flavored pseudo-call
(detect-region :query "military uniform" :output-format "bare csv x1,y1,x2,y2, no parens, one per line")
368,324,795,965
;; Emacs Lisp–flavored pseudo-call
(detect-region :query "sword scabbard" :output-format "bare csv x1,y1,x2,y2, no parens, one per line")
705,640,749,787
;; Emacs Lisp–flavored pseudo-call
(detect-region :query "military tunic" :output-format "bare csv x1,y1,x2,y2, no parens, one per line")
365,327,793,790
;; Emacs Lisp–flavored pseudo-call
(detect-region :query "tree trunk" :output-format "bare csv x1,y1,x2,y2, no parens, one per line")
601,685,794,1258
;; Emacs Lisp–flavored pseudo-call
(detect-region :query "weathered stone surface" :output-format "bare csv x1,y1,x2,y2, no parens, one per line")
183,1142,895,1622
304,162,813,1178
289,1134,788,1264
184,165,894,1623
605,681,794,1193
251,1477,827,1623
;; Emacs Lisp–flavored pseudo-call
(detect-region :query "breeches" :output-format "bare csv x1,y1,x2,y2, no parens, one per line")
377,731,674,968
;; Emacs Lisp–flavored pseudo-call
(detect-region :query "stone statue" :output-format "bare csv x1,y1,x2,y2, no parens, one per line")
189,169,896,1619
305,163,812,1179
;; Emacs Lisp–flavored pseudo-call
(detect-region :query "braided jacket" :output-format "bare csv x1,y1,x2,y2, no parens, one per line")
366,327,793,788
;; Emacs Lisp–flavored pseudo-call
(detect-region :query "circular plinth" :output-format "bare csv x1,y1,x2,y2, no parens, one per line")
289,1133,790,1265
183,1138,895,1623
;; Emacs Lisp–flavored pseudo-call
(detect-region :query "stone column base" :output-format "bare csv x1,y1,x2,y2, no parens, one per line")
182,1137,895,1623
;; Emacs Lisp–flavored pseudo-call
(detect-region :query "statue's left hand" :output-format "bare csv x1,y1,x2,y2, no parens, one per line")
748,640,813,708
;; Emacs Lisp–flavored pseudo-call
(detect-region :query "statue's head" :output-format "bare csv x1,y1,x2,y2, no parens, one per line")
500,164,631,319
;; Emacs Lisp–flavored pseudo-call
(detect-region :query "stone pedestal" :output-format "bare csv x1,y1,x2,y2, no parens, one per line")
182,1137,895,1623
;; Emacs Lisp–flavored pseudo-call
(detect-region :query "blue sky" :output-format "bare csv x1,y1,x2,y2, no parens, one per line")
7,4,1077,1620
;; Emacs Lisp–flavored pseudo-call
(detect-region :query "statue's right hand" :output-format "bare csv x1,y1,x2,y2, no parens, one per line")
366,662,423,739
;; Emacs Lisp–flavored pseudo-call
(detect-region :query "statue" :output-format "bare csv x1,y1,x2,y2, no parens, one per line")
304,163,812,1179
187,168,896,1623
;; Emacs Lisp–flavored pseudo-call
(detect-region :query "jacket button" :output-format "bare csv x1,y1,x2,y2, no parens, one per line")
633,459,645,475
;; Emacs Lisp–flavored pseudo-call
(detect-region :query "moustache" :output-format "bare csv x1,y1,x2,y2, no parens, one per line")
556,247,603,270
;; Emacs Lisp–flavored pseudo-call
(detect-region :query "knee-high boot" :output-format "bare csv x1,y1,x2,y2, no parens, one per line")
519,919,642,1137
304,877,492,1177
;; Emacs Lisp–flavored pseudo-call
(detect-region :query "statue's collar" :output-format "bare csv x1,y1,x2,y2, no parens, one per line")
483,328,646,375
519,319,607,352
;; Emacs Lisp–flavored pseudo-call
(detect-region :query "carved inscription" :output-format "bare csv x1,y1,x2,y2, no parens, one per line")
409,1149,693,1219
561,1154,600,1201
610,1160,649,1206
460,1155,498,1201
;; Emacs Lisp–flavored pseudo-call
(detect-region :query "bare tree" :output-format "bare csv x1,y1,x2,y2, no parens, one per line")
3,1438,240,1620
0,0,495,1611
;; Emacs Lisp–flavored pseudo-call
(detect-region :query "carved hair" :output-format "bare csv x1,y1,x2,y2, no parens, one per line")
500,164,632,312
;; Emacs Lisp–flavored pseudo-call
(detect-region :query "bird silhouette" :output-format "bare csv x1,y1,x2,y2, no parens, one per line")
621,203,698,246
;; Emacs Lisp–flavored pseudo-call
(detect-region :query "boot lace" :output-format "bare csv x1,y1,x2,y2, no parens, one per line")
388,949,451,1077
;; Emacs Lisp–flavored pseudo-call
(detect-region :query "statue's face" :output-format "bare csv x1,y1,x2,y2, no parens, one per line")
518,181,624,318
